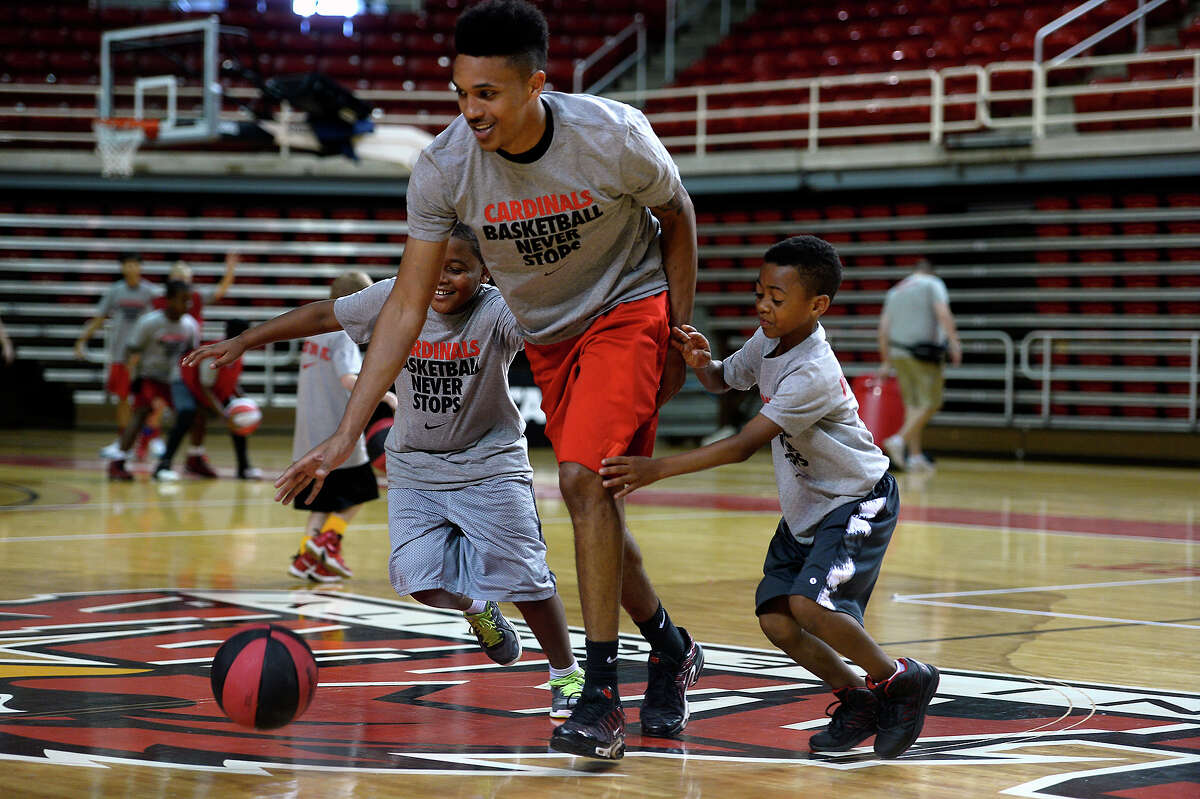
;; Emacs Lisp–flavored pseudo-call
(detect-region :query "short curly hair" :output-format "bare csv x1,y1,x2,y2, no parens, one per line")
762,235,843,300
454,0,548,76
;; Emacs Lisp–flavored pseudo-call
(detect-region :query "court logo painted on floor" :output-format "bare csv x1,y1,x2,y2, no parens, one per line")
0,589,1195,796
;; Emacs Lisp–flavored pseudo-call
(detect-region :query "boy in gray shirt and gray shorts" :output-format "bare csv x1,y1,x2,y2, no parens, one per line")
184,224,586,718
600,236,941,760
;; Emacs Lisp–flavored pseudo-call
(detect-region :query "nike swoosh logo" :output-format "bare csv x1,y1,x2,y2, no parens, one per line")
658,617,665,628
424,421,448,430
605,655,618,664
543,263,569,277
301,362,315,369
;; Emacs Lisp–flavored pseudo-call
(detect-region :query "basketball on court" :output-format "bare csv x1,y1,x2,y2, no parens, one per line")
210,624,318,730
225,397,262,436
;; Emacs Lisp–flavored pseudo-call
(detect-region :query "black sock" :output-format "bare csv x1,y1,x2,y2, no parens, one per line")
231,433,249,471
583,639,619,693
635,602,686,661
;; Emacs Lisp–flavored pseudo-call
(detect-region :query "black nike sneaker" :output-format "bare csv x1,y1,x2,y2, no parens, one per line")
640,627,704,737
809,686,879,752
872,658,940,759
549,684,626,760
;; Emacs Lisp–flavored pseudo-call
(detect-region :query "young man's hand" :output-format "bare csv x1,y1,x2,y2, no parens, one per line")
598,455,661,499
274,432,356,505
184,337,245,368
671,324,712,369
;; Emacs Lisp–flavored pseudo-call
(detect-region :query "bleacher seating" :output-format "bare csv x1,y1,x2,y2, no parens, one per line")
0,0,656,93
1,182,1197,427
646,0,1194,148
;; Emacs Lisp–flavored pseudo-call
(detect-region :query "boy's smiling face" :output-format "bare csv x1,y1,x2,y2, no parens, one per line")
755,262,829,352
431,238,488,314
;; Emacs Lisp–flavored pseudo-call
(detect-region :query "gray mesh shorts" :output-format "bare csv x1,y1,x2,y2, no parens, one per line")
387,476,557,603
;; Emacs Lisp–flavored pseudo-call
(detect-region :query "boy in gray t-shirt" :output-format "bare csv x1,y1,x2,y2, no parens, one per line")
601,236,940,760
285,271,385,585
106,280,198,481
183,224,587,719
75,253,163,458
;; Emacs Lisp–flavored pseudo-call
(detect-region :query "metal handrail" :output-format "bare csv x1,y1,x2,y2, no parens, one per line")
573,15,646,97
1019,330,1200,428
4,49,1199,155
1035,0,1170,66
829,329,1016,423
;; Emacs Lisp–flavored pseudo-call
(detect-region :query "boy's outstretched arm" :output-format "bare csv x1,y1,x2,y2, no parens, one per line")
182,299,341,369
600,412,781,498
275,237,447,505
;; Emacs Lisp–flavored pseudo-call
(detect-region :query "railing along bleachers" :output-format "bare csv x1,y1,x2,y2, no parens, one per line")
1,191,1197,430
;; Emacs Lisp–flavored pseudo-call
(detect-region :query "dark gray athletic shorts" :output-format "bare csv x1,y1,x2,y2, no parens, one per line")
755,473,899,625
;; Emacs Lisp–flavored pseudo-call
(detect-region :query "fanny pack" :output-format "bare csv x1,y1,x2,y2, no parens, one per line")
893,341,946,364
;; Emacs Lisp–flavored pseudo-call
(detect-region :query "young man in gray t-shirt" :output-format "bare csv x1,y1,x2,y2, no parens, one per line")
601,236,941,761
272,1,701,760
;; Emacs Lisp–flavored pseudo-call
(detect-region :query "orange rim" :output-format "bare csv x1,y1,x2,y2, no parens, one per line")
96,118,160,141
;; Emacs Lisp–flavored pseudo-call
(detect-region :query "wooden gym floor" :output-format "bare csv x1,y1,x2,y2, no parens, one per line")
0,428,1196,798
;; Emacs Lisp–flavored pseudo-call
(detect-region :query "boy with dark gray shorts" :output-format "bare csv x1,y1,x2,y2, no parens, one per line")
601,235,940,759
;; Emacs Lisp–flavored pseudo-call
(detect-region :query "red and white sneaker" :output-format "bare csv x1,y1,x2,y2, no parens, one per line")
308,562,345,584
288,539,320,580
185,454,219,479
307,530,353,578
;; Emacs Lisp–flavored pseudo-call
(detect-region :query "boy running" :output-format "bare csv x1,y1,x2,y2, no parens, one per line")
185,225,586,717
106,281,198,481
285,270,384,583
599,236,940,759
75,253,162,459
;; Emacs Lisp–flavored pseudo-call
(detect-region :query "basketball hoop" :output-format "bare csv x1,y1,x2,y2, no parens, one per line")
93,118,159,178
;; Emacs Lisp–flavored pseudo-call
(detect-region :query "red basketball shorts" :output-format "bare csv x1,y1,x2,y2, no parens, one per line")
524,292,669,473
106,362,131,400
131,378,173,411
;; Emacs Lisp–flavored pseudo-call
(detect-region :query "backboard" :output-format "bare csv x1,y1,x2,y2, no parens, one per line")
98,15,223,145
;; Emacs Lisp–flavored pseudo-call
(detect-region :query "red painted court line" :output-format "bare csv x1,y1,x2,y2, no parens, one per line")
534,486,1197,542
4,454,1193,542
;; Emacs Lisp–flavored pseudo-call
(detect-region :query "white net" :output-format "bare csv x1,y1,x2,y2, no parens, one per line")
93,120,147,178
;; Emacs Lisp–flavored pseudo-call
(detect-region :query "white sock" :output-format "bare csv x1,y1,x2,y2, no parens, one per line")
549,660,580,679
464,599,487,615
188,445,205,456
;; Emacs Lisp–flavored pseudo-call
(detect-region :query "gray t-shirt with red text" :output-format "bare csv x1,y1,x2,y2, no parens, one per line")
405,91,681,345
97,279,162,361
723,324,890,538
127,310,198,383
292,330,369,469
334,281,531,489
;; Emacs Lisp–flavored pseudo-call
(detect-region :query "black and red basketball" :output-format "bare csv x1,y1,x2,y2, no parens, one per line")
210,624,318,730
